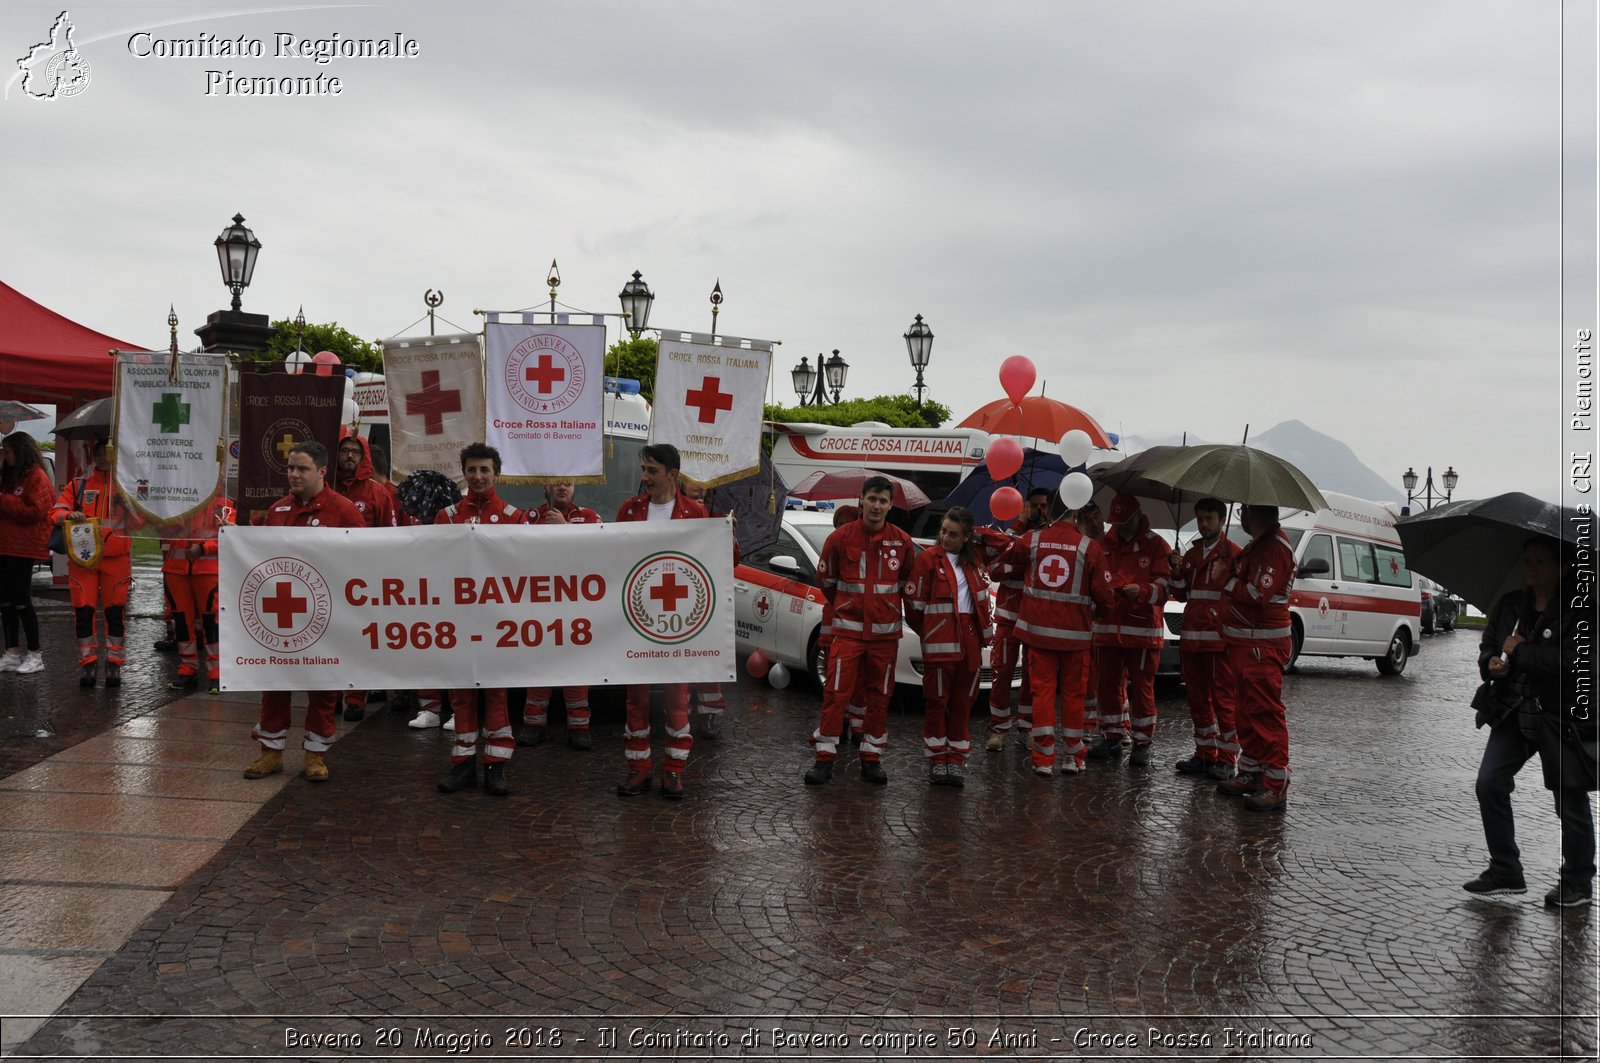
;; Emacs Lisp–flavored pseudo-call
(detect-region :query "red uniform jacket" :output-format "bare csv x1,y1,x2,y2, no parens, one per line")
1092,517,1172,650
436,489,525,526
1168,534,1241,654
1222,526,1296,647
0,465,54,561
160,495,237,576
334,432,397,528
260,485,366,529
817,519,916,643
51,469,137,558
999,523,1115,653
974,525,1024,629
530,501,603,525
903,547,994,662
615,491,709,523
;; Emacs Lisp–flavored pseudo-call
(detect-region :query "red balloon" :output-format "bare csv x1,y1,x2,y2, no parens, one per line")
997,355,1036,404
745,650,771,678
986,437,1024,480
311,350,342,377
990,486,1023,522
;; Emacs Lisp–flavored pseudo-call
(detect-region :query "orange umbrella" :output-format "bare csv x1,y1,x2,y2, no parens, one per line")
956,396,1114,446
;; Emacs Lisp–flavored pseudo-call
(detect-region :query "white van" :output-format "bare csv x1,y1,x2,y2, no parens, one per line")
769,421,987,505
1225,492,1422,675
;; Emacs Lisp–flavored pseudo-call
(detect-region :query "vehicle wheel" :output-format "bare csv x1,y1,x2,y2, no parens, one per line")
1376,630,1410,676
1442,610,1456,632
807,630,827,691
1287,619,1303,673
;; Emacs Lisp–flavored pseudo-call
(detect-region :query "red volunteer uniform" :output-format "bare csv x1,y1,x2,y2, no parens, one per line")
0,465,52,560
903,546,993,770
51,470,137,670
335,434,397,718
524,500,603,736
1169,534,1242,768
975,525,1034,739
251,486,366,755
435,490,526,765
1003,524,1115,772
1222,525,1296,793
160,495,237,685
616,491,709,778
1091,516,1172,749
811,518,916,763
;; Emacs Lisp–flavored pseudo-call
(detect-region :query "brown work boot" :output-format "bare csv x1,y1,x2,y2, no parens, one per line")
985,732,1006,752
242,750,283,779
301,751,330,783
1217,771,1263,797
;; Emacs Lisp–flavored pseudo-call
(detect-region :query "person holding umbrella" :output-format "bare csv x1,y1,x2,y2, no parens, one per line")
1464,536,1595,907
1168,497,1242,779
1087,493,1173,766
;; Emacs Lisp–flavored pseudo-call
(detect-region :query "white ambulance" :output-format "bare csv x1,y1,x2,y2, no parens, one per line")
768,421,988,507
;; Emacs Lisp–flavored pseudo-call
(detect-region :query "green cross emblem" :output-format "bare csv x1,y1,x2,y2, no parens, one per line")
152,392,190,434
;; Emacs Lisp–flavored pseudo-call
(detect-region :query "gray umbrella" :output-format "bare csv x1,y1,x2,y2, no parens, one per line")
1138,443,1328,514
1090,446,1209,529
50,396,113,440
1396,492,1579,613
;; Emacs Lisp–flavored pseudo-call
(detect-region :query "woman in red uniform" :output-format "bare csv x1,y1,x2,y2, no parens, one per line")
0,432,54,675
50,437,138,687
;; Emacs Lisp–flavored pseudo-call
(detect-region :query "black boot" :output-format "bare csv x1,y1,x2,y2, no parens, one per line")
437,757,477,793
483,762,509,797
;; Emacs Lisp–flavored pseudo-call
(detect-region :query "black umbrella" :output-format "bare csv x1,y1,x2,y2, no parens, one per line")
1396,492,1579,613
704,449,789,557
1089,446,1209,530
394,469,462,524
51,396,112,440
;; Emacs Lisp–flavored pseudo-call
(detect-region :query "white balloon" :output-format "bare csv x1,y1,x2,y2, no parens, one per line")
1058,429,1092,468
285,349,311,375
343,374,356,406
342,398,359,424
1059,471,1094,509
768,662,792,689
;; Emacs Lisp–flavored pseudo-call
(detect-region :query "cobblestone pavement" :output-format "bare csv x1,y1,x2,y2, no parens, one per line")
3,594,1596,1061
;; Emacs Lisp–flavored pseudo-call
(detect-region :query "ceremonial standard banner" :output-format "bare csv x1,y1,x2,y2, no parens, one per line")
381,332,485,478
651,332,772,488
483,316,605,484
219,519,735,690
113,351,228,523
237,371,346,517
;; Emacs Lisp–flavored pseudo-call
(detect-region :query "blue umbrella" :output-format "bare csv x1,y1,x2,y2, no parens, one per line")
942,448,1075,526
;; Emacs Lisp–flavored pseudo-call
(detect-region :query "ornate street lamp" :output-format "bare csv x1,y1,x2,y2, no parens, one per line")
824,349,849,403
1401,465,1459,512
792,355,819,406
619,270,654,337
213,213,261,312
792,350,851,406
904,313,934,408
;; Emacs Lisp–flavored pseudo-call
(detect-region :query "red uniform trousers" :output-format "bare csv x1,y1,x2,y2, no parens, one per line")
812,637,897,762
986,625,1034,734
1227,639,1291,791
1083,647,1101,730
691,682,727,717
625,684,692,776
1027,648,1091,771
449,689,514,764
253,691,338,753
921,617,981,766
68,555,133,667
164,570,219,680
1180,650,1238,767
526,686,592,730
1096,645,1158,746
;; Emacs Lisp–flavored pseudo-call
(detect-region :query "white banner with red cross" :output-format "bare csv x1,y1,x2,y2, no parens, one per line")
218,518,736,691
649,331,773,488
482,316,606,484
380,333,486,479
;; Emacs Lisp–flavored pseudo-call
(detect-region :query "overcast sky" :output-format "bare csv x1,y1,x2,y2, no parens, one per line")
2,1,1591,502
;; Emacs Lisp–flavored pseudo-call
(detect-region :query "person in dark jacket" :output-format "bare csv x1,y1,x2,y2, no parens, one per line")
1464,537,1596,908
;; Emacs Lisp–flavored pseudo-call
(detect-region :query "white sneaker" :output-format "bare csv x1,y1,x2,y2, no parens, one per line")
442,716,455,732
15,652,44,675
0,652,20,673
1060,758,1082,775
407,710,441,729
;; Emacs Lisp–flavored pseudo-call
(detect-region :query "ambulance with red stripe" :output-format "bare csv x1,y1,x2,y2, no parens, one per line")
1231,491,1422,675
769,422,986,508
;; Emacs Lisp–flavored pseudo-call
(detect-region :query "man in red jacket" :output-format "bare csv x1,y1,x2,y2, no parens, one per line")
521,482,603,750
435,443,525,796
615,444,708,799
333,431,396,721
1167,497,1241,779
977,485,1053,751
1212,504,1296,811
803,477,916,787
243,441,366,784
1088,493,1172,766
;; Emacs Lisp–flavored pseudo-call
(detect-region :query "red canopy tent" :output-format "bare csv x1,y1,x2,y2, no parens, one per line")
0,280,148,409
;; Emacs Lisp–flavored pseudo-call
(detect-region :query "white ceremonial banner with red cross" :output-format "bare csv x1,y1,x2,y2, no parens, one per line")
482,316,606,484
218,519,736,691
380,333,485,479
649,332,773,488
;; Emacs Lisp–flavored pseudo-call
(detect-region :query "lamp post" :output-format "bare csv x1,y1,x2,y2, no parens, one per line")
195,212,274,355
904,313,934,408
214,213,261,312
1401,465,1459,513
619,270,655,338
792,350,850,407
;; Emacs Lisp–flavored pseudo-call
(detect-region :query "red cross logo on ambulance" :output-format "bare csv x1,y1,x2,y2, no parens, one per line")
1318,596,1330,617
623,551,716,645
238,556,334,652
505,332,586,415
754,589,775,622
1037,552,1073,589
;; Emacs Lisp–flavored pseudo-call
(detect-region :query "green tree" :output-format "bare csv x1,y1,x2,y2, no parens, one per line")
259,319,384,373
764,394,951,429
605,335,659,402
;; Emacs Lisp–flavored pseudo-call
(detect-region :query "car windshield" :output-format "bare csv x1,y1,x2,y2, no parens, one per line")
794,523,834,555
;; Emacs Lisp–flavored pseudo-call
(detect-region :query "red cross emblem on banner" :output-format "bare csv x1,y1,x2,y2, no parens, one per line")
684,376,734,425
261,581,309,629
405,369,463,435
524,354,565,394
651,572,690,612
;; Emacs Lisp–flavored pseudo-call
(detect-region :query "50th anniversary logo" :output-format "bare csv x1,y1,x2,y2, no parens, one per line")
12,10,422,101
